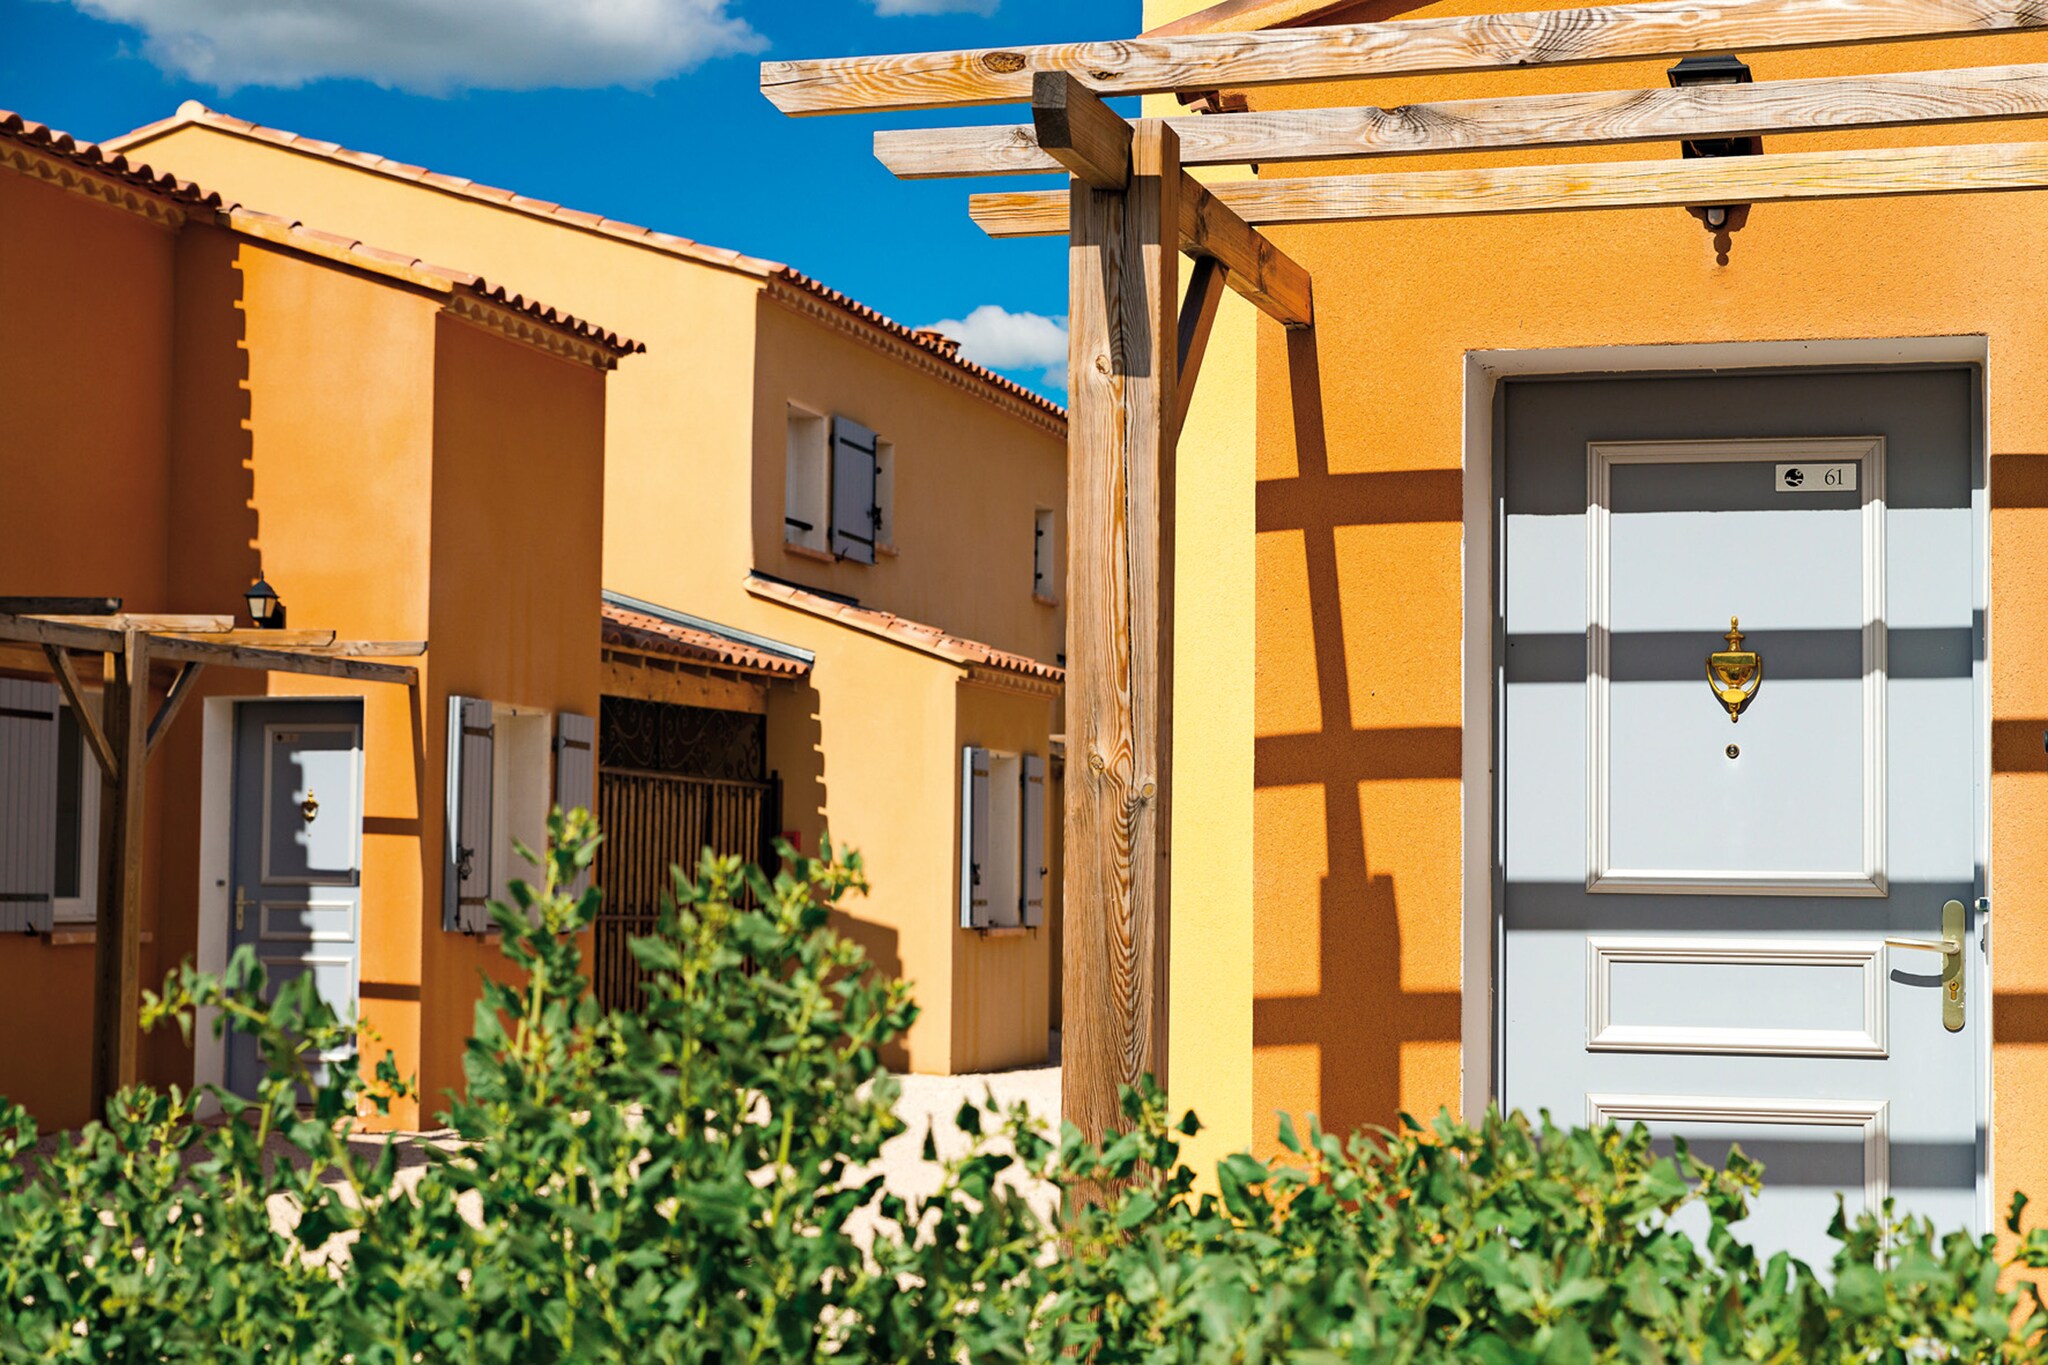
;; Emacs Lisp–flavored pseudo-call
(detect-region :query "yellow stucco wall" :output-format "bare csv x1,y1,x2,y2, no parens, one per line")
0,153,612,1130
1146,0,2048,1221
116,118,1070,1075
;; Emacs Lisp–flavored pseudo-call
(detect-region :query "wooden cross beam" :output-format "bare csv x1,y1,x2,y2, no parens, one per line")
879,62,2048,180
761,0,2048,115
1033,74,1312,329
971,138,2048,233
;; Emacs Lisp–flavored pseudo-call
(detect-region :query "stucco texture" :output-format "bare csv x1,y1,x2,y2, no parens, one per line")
1146,0,2048,1225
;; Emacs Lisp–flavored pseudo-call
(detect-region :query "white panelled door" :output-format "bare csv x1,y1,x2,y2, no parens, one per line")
1499,369,1983,1263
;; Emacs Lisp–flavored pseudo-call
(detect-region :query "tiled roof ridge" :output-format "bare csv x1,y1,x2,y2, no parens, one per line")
3,107,640,358
111,102,1066,425
745,575,1063,683
601,600,812,678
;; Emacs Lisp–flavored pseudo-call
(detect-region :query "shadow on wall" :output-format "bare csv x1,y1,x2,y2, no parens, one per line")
1251,328,1463,1145
146,230,272,1096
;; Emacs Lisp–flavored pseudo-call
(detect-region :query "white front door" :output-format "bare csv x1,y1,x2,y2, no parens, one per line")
226,700,363,1098
1499,368,1984,1262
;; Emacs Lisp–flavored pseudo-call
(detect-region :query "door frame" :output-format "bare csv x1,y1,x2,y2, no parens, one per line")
1459,335,1993,1224
191,694,366,1104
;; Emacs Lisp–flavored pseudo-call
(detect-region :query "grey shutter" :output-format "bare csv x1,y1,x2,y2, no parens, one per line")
959,745,991,928
444,695,495,933
830,416,879,564
552,711,597,896
0,679,60,934
1020,753,1047,928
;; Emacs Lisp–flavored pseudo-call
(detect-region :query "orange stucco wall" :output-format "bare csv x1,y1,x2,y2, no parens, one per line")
1143,0,2048,1222
0,151,611,1131
117,119,1070,1075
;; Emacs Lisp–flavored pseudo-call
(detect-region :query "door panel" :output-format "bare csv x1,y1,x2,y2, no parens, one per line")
1500,369,1983,1255
227,702,363,1099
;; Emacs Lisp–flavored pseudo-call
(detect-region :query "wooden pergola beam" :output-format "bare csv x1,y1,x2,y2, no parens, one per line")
1181,175,1313,328
1144,0,1354,37
144,663,205,761
1033,71,1131,189
41,644,114,779
972,137,2048,234
761,0,2048,115
878,62,2048,180
1064,119,1180,1175
1029,73,1313,328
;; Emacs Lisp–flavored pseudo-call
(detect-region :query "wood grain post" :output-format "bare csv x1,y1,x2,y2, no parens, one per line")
1063,120,1179,1173
89,629,149,1118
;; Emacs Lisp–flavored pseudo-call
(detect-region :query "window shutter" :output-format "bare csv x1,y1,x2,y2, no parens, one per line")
444,695,495,933
830,416,880,564
959,745,991,928
1020,753,1047,928
0,679,60,934
552,711,597,896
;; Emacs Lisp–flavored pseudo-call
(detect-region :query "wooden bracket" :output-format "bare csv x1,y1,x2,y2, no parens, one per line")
1174,256,1229,442
41,644,115,779
145,662,205,761
1032,71,1132,189
1180,175,1313,328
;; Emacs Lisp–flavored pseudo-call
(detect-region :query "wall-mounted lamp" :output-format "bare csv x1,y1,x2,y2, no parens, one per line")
245,577,287,630
1667,54,1760,230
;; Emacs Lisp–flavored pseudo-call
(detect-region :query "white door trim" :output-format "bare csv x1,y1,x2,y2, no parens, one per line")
1458,337,1991,1221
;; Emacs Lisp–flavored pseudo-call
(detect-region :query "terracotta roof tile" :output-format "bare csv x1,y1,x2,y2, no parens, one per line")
3,107,642,361
106,102,1066,425
601,599,811,678
745,576,1062,683
0,108,224,213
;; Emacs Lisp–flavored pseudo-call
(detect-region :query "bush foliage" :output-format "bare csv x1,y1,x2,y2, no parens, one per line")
3,811,2047,1361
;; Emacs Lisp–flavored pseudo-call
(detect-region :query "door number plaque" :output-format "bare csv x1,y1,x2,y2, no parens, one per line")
1775,462,1857,492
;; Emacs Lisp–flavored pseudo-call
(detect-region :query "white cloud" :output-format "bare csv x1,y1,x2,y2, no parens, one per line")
871,0,1001,15
921,305,1068,386
60,0,765,93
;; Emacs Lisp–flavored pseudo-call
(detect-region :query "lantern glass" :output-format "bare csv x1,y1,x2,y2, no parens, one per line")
245,578,283,628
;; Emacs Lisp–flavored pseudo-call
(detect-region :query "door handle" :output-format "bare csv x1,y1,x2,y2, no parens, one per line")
1883,899,1966,1032
234,886,251,933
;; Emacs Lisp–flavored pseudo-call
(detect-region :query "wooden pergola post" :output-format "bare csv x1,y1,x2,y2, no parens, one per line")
1062,118,1180,1153
91,629,149,1110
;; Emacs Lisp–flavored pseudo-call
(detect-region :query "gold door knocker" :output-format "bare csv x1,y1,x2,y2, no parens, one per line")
301,791,320,822
1705,617,1763,723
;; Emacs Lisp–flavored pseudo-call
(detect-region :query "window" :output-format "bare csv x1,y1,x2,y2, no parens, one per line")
785,406,829,554
874,438,896,553
1033,507,1057,602
959,746,1048,930
53,697,101,924
444,696,594,933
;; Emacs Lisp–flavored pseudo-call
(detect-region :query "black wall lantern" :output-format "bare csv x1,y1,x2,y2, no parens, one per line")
1667,54,1761,230
245,577,287,630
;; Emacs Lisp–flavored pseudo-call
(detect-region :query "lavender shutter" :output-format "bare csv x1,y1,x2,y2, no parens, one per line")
1020,753,1047,928
552,711,597,896
0,679,60,934
960,745,992,928
830,416,880,564
444,695,495,933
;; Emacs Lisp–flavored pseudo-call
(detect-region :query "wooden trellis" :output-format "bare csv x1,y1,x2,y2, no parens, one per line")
0,606,421,1116
760,0,2048,1156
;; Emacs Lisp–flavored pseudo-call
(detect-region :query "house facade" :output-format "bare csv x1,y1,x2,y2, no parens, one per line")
0,111,635,1129
1130,0,2048,1258
109,107,1070,1076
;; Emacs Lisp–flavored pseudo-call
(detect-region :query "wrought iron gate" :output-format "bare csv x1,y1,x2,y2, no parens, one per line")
592,768,778,1013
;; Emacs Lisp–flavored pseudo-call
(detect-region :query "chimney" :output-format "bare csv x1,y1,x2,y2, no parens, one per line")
913,328,963,358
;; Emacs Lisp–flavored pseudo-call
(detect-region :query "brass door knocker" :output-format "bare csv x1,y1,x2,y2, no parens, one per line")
1706,617,1762,723
301,791,320,822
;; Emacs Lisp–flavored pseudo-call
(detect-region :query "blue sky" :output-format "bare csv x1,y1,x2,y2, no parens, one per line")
1,0,1140,399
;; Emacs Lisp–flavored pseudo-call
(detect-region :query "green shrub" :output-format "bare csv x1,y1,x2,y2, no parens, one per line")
2,812,2046,1361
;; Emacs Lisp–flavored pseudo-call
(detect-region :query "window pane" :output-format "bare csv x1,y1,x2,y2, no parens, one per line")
55,708,81,899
